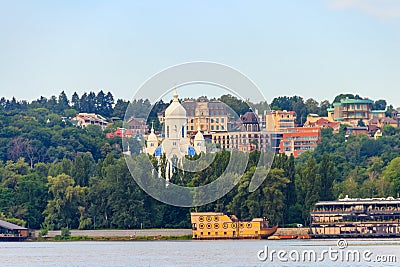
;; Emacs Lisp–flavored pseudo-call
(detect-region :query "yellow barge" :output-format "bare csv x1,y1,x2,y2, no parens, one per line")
190,212,278,239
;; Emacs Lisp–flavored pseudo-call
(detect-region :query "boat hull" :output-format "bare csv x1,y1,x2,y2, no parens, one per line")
260,225,279,239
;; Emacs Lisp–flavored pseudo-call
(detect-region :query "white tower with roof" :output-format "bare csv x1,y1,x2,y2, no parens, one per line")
193,127,206,154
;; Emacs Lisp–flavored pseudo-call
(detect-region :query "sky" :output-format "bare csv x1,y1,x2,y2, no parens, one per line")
0,0,399,107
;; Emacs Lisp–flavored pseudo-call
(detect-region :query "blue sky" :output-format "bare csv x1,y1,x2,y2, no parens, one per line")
0,0,399,106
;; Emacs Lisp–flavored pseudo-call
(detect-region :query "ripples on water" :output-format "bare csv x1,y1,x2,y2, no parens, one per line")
0,239,399,267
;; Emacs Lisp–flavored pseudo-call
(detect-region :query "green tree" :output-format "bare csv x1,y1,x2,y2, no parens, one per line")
296,156,320,225
58,91,70,112
382,157,400,196
71,92,80,111
43,173,89,229
318,153,335,201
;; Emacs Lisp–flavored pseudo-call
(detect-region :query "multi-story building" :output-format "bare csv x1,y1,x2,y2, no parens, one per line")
211,131,271,152
126,116,148,135
331,98,374,125
182,97,229,133
211,110,271,152
279,127,321,157
71,113,109,130
264,110,296,132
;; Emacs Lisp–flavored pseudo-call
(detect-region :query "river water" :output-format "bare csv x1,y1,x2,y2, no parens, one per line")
0,239,399,266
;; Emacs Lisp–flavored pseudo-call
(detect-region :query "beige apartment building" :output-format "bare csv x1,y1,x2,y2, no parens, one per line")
263,110,296,132
182,97,229,133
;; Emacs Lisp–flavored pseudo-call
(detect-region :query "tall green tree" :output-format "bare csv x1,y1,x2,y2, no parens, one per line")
58,91,70,112
318,153,335,201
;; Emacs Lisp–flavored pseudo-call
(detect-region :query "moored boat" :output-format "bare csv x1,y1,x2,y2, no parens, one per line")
310,196,400,238
0,220,29,241
190,212,278,239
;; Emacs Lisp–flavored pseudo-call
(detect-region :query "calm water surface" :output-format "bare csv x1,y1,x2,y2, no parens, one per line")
0,239,399,266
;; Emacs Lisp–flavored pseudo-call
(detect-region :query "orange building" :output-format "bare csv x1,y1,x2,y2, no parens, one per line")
279,127,321,157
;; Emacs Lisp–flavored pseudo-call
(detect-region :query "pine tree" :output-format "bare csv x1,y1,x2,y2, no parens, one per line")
71,92,80,111
87,92,96,113
95,90,106,116
113,99,128,119
58,91,70,111
80,93,89,113
104,92,114,117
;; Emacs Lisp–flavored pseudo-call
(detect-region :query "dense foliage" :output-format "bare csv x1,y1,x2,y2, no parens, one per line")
0,92,399,230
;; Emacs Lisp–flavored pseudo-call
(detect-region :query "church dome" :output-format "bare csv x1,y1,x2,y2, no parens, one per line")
165,90,186,118
194,129,204,141
147,126,158,142
241,109,259,124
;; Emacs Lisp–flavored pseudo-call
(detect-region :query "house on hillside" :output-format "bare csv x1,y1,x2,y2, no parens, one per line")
71,113,109,130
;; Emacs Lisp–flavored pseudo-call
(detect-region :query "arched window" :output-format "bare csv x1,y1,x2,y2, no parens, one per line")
167,126,169,138
182,126,185,137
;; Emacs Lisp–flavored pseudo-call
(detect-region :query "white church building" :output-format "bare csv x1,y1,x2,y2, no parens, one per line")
145,90,206,163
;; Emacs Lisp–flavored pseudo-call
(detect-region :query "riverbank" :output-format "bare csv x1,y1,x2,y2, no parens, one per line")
29,228,310,241
31,229,192,241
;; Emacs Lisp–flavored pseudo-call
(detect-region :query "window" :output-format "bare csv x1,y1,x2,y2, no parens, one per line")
216,125,219,130
221,118,225,123
182,126,185,137
211,126,214,130
166,126,169,138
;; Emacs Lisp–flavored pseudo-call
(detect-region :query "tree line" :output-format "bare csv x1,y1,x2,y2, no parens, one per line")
0,92,399,230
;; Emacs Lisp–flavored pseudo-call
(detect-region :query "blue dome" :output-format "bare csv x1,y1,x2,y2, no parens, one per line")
154,146,162,156
188,145,196,156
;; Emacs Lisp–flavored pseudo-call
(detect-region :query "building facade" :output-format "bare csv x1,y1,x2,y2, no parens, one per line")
264,110,296,132
145,91,205,159
279,127,321,157
211,110,271,152
331,98,374,125
126,117,148,135
71,113,109,130
182,97,229,133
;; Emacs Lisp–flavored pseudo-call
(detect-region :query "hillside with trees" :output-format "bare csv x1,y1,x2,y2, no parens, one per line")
0,92,399,230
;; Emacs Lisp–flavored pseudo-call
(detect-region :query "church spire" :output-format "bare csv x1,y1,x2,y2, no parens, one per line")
173,89,179,102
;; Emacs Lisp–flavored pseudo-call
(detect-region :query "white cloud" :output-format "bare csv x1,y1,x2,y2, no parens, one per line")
328,0,400,19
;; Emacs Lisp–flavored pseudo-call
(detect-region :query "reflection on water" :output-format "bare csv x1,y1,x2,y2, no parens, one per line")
0,239,399,267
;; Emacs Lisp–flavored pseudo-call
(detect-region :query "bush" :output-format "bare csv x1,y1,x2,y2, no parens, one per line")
61,227,71,239
38,228,48,238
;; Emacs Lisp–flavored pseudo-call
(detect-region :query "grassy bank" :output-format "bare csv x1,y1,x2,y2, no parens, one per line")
31,235,193,242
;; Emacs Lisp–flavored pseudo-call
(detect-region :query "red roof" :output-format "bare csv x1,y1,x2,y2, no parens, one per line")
106,128,134,138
